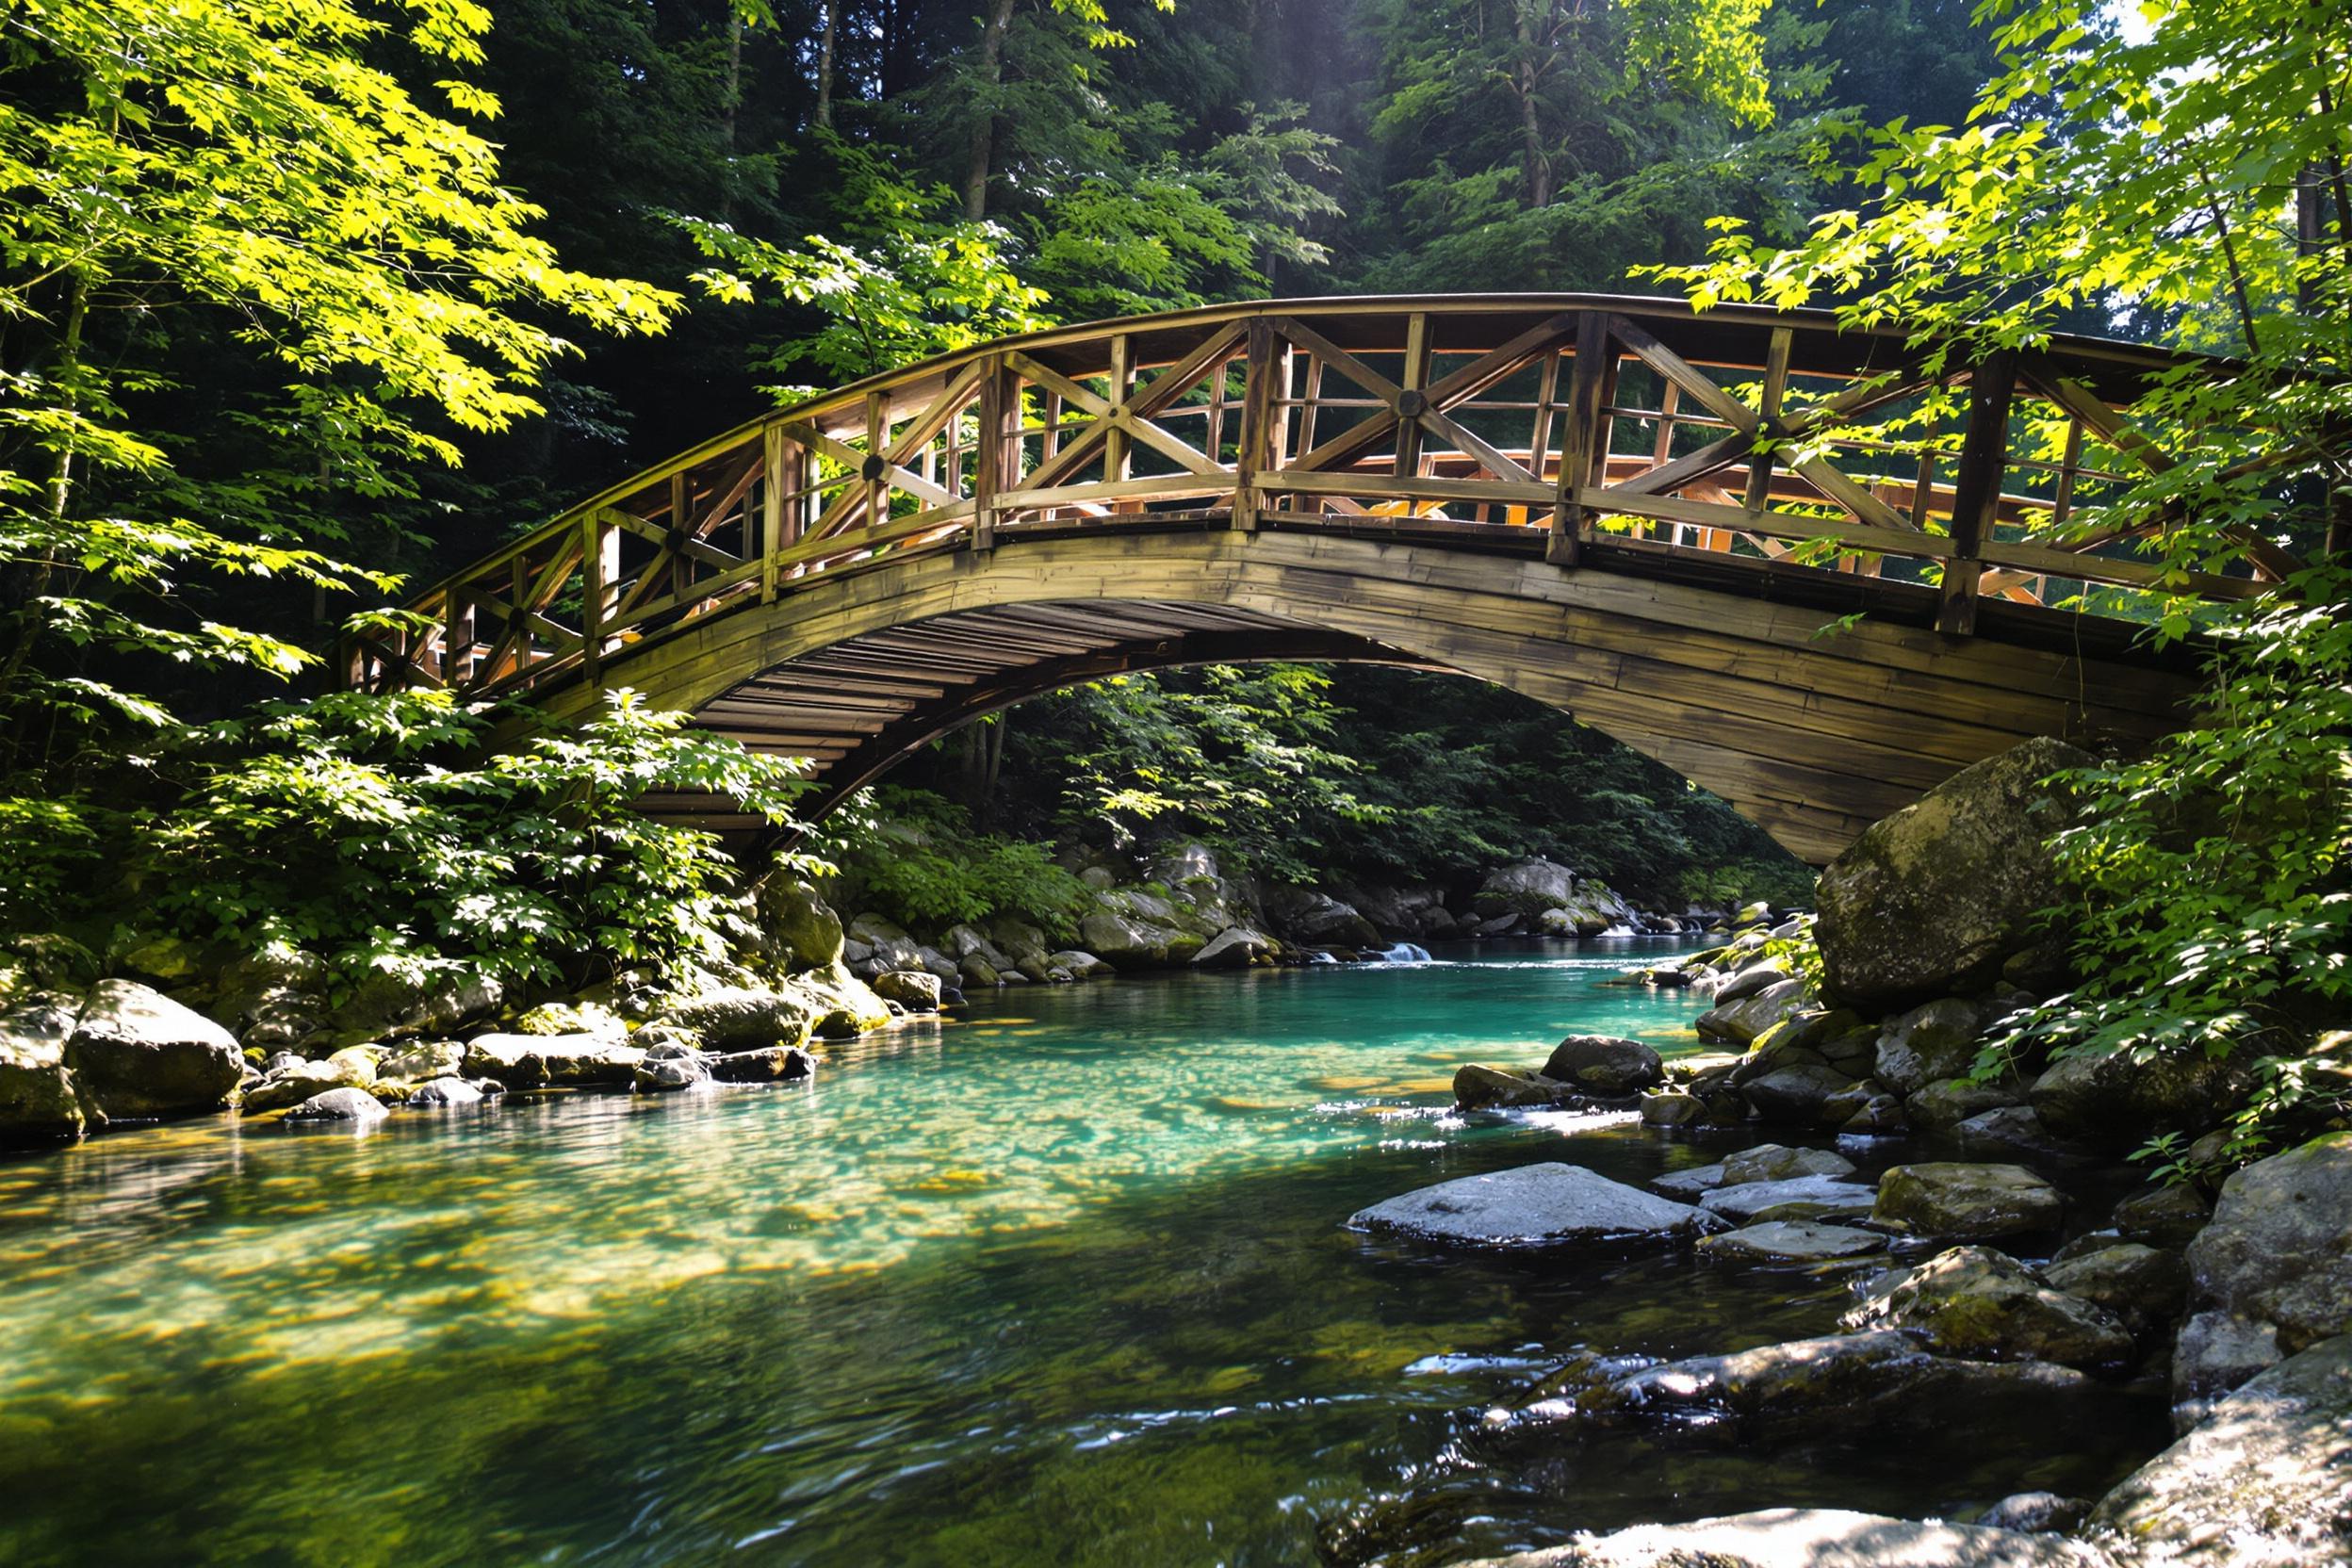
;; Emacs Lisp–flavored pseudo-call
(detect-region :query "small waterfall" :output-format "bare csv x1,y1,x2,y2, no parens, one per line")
1370,941,1433,963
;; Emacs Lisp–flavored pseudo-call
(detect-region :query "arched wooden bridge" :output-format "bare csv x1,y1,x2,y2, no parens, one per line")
342,295,2293,865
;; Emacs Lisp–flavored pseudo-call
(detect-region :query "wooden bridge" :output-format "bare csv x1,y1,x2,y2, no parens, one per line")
340,295,2290,865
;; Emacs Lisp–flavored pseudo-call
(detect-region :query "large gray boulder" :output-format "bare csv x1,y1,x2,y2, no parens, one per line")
1842,1246,2134,1368
2031,1049,2255,1152
1454,1064,1578,1111
2092,1334,2352,1568
206,949,330,1052
870,970,943,1012
64,979,244,1121
1077,901,1202,967
752,875,845,975
462,1035,550,1088
1473,858,1578,919
2173,1133,2352,1422
1264,886,1379,948
0,990,89,1142
654,987,816,1050
1348,1162,1720,1250
1873,1162,2065,1240
1698,979,1814,1047
1192,925,1278,969
1815,738,2090,1014
1876,997,1995,1095
1456,1507,2116,1567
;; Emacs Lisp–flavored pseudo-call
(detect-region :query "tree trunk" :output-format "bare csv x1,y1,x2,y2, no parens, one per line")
962,0,1019,220
815,0,839,127
1512,8,1552,209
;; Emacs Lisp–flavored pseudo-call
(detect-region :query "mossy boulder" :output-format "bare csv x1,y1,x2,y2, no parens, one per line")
754,875,846,975
1540,1035,1664,1094
64,979,244,1121
1872,1161,2065,1240
2030,1046,2255,1152
1815,738,2090,1014
653,986,816,1051
1842,1245,2134,1367
0,990,90,1143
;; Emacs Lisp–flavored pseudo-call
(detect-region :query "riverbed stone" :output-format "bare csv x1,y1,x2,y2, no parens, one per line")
1348,1162,1720,1250
1698,979,1814,1047
1873,1162,2064,1240
1700,1174,1878,1224
2032,1049,2254,1152
871,970,943,1012
1875,997,1994,1095
63,979,244,1122
655,986,817,1049
460,1036,551,1088
1541,1035,1664,1094
1721,1143,1857,1184
1742,1063,1857,1125
1957,1105,2099,1165
633,1055,712,1093
1715,961,1790,1004
1457,1506,2117,1567
2043,1243,2188,1331
282,1086,390,1125
0,990,88,1143
2092,1333,2352,1568
1840,1090,1911,1137
1193,925,1278,969
1843,1246,2134,1367
379,1040,466,1082
243,1056,368,1113
2115,1183,2214,1250
1909,1075,2031,1132
707,1045,815,1084
406,1075,483,1106
537,1037,645,1087
1698,1220,1886,1263
1049,950,1114,981
1455,1064,1577,1111
1639,1090,1704,1126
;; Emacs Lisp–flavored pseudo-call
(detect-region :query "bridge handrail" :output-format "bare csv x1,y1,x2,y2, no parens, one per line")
340,293,2299,701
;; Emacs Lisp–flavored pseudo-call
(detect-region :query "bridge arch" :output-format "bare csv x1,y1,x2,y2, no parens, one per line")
345,295,2263,865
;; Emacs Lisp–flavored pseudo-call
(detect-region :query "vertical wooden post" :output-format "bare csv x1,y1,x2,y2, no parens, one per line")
1550,314,1609,566
863,392,886,530
1938,350,2017,636
1104,334,1132,510
581,510,610,684
973,355,1005,553
444,587,475,688
1393,311,1431,480
760,425,786,603
668,471,691,600
1233,319,1275,531
511,555,532,675
1742,326,1792,514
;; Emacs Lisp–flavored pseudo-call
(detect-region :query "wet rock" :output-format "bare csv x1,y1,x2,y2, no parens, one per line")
460,1036,550,1089
871,970,943,1012
1699,1175,1878,1225
1698,1220,1886,1263
1715,962,1790,1004
0,990,89,1143
1455,1064,1577,1111
1698,979,1814,1047
537,1037,645,1088
1840,1091,1911,1137
1742,1063,1857,1125
1873,1162,2064,1240
1875,997,1995,1096
2032,1049,2254,1152
407,1076,483,1106
1348,1162,1721,1250
2115,1184,2213,1250
794,973,891,1038
707,1045,815,1084
1957,1106,2099,1166
1472,858,1578,919
1456,1506,2115,1568
1654,1162,1728,1200
1639,1090,1704,1127
243,1056,368,1113
1975,1494,2089,1535
1843,1246,2134,1367
1721,1143,1857,1184
1193,925,1278,969
64,979,244,1122
2172,1134,2352,1423
1909,1075,2031,1133
282,1086,389,1125
632,1056,712,1093
754,875,845,974
656,986,817,1050
1815,738,2091,1014
2093,1333,2352,1568
1541,1035,1664,1094
379,1040,466,1082
2043,1243,2188,1331
1049,950,1114,981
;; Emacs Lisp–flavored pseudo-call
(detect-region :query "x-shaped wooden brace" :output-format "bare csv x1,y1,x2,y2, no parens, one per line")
785,363,983,543
1008,321,1249,499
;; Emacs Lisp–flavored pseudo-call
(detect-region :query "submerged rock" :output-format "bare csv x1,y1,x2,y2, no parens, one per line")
1842,1246,2134,1368
1698,1220,1886,1264
1456,1506,2115,1567
64,979,244,1122
1873,1162,2064,1240
1348,1162,1720,1250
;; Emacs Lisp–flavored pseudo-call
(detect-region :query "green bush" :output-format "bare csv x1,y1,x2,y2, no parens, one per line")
821,788,1091,938
5,689,815,995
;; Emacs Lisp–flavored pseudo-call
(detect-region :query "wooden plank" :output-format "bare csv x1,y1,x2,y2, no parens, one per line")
1269,471,1554,506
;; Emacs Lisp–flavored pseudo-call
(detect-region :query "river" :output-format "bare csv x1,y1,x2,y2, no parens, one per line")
0,939,2164,1565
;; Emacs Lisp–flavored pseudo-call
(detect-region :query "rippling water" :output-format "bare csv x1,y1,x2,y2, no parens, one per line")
0,940,2162,1565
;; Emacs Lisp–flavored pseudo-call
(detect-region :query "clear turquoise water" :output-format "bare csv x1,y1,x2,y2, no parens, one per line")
0,940,2162,1565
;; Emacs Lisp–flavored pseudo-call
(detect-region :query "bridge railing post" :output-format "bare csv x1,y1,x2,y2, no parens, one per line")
973,354,1009,552
1550,313,1609,565
1233,318,1275,531
1939,349,2018,636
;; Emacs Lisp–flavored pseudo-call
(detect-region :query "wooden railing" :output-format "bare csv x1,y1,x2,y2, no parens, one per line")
339,295,2298,698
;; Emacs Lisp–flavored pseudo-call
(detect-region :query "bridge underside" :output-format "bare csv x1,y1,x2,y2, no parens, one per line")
565,528,2199,867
